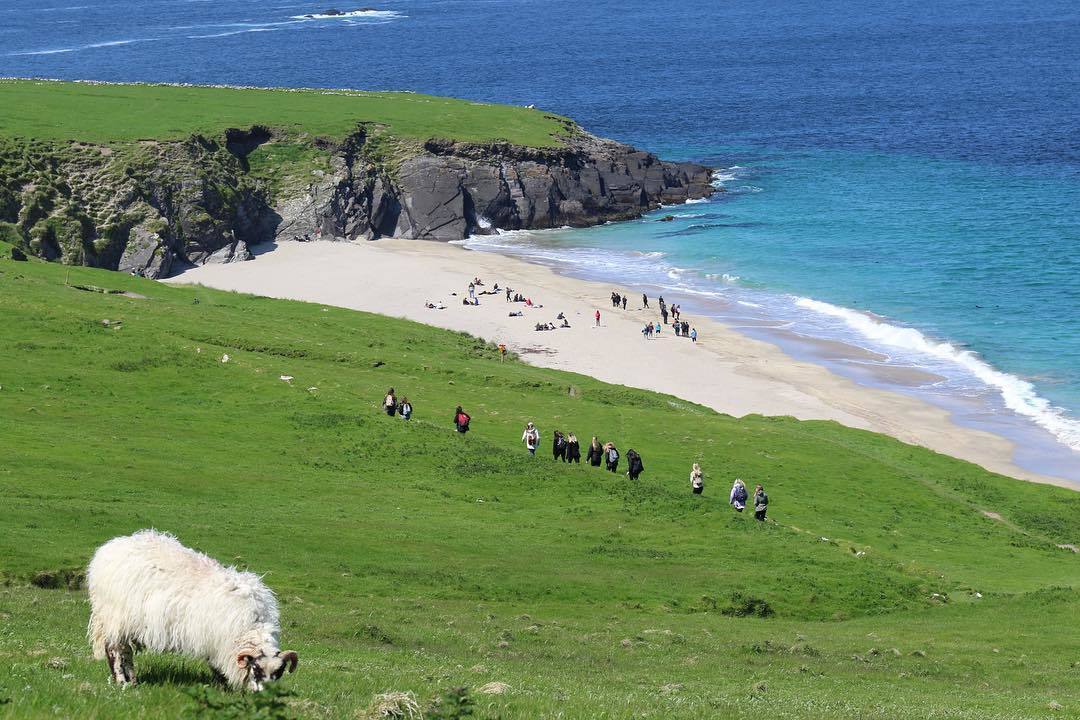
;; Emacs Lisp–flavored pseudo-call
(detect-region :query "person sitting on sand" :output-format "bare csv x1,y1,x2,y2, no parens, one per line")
690,463,704,495
399,397,413,421
493,283,500,292
552,430,567,462
522,422,540,455
604,442,620,473
586,437,604,466
509,311,523,317
454,405,471,433
566,433,581,463
729,478,748,512
383,388,397,417
626,449,644,480
754,484,769,521
560,318,571,328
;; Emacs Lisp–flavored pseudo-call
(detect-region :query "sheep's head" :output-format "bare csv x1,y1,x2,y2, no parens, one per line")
237,649,298,691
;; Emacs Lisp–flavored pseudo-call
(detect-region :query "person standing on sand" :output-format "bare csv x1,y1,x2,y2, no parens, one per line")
730,478,748,511
468,282,476,301
622,296,627,310
661,306,669,325
522,422,540,455
690,327,698,343
454,405,471,433
399,397,413,420
754,484,769,521
383,388,397,417
506,287,512,302
642,293,649,309
690,463,704,495
566,433,581,463
595,309,601,327
586,437,604,466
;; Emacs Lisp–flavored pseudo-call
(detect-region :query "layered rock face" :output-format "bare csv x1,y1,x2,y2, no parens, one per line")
288,133,714,243
1,128,713,278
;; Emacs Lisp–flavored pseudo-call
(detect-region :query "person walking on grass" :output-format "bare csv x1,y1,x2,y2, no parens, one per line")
553,430,567,462
399,397,413,420
729,478,748,512
754,484,769,521
383,388,397,417
522,421,540,455
586,436,604,466
453,405,471,433
604,442,620,473
566,433,581,463
626,449,644,480
690,463,704,495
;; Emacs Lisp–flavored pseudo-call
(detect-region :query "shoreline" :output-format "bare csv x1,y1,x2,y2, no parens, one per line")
164,239,1077,490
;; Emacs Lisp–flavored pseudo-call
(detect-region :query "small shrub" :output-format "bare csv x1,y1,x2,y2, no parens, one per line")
427,686,473,720
31,568,84,590
721,592,774,618
183,684,295,720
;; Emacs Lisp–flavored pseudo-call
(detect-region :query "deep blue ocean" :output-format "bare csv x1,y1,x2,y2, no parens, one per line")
4,0,1078,479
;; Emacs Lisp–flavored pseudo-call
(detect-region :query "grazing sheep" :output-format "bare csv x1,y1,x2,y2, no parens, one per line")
87,529,298,690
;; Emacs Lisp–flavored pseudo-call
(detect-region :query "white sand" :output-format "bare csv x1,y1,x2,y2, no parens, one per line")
164,239,1065,488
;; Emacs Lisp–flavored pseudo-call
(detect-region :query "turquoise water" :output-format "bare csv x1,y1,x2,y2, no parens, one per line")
5,0,1079,479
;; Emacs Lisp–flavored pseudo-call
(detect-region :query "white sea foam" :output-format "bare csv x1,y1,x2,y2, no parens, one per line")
684,197,709,204
633,251,666,259
476,216,492,230
8,37,155,55
795,297,1080,451
290,9,405,20
188,28,279,39
737,300,763,308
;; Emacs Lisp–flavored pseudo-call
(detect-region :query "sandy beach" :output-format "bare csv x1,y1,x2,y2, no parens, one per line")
165,239,1067,488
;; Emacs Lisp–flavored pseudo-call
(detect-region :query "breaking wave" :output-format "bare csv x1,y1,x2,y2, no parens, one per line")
795,297,1080,451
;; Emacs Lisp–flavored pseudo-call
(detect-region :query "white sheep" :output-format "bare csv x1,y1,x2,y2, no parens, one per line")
87,529,298,690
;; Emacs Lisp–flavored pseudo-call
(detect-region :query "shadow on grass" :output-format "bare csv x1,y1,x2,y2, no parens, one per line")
136,657,219,687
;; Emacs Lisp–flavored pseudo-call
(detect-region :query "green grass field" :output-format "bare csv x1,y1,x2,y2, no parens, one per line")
0,246,1077,719
0,79,571,146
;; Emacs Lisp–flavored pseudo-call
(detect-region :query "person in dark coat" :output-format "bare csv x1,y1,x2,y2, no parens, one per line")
453,405,470,433
586,437,604,467
626,449,644,480
552,430,567,462
604,442,619,473
565,433,581,463
642,293,649,309
754,484,769,521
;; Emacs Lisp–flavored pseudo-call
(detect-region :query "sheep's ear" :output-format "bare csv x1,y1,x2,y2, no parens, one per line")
237,653,255,668
280,651,298,673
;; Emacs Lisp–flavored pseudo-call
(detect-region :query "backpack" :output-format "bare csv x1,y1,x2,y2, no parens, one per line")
609,448,619,462
457,412,470,429
735,485,748,503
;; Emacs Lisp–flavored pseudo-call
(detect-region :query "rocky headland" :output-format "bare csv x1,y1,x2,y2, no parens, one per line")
1,104,713,279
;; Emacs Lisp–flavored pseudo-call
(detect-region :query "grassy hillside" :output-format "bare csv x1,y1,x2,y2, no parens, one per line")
0,79,572,147
0,250,1077,718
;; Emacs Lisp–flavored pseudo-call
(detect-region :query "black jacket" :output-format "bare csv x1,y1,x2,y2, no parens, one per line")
626,450,644,478
586,444,603,466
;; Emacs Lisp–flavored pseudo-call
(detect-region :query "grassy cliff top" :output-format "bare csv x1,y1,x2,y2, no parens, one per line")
0,79,573,146
0,247,1077,718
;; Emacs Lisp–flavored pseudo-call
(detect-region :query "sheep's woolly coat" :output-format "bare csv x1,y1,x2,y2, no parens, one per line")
87,529,282,688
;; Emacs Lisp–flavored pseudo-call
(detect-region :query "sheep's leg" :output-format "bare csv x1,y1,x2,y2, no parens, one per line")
119,642,136,685
105,642,136,685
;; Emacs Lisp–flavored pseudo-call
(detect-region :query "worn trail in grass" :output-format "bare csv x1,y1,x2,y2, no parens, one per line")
0,249,1076,718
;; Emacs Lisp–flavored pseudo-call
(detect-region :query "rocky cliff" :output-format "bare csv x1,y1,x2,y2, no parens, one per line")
0,126,713,279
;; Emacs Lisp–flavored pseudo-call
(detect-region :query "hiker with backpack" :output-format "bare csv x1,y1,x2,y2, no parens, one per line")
604,442,620,473
399,397,413,420
690,463,704,495
626,449,644,480
383,388,397,417
553,430,568,462
453,405,471,433
729,478,748,512
521,422,540,455
754,484,769,521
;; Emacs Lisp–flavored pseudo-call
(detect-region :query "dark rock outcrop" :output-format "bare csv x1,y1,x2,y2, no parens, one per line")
1,127,712,277
289,131,714,243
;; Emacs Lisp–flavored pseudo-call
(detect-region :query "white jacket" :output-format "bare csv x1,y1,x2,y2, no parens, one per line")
522,427,540,449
